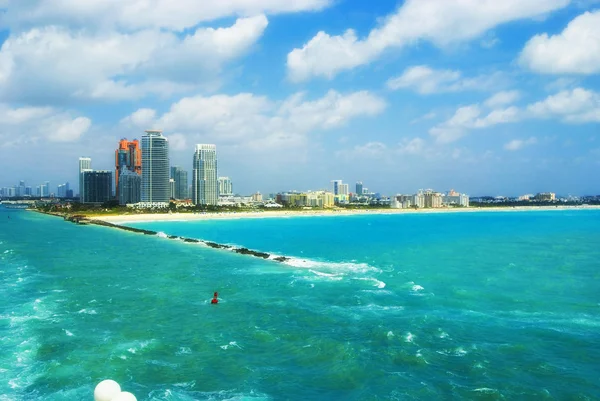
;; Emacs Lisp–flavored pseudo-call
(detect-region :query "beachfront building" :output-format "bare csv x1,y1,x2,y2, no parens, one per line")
79,157,92,202
306,191,335,208
252,192,263,202
331,180,350,204
443,190,470,207
391,194,414,209
119,170,141,205
218,176,233,197
115,139,141,199
82,170,112,204
170,167,188,200
141,130,170,206
193,144,218,206
275,191,334,208
420,189,443,208
535,192,556,202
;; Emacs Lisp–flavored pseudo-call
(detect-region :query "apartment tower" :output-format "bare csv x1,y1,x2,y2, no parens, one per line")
78,157,92,202
141,130,170,205
192,144,218,206
115,139,141,198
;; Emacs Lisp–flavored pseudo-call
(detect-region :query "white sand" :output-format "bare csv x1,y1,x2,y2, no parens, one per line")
91,205,600,224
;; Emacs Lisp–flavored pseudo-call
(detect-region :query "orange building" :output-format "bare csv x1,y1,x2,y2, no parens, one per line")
115,139,141,197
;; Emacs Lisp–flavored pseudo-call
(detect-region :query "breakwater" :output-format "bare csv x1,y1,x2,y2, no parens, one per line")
62,213,290,262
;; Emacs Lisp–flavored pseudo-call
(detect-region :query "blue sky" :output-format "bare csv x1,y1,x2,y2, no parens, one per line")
0,0,599,196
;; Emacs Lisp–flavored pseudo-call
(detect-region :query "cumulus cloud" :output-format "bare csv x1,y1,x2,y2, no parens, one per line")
0,104,91,146
430,87,600,144
0,0,330,31
121,90,386,150
387,66,505,94
504,137,538,151
0,16,269,103
484,90,521,108
287,0,570,81
519,10,600,74
527,87,600,122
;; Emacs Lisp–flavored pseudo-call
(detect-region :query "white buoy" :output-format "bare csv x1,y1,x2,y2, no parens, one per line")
94,380,121,401
112,392,137,401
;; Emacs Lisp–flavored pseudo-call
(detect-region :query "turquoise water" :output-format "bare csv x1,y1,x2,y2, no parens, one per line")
1,208,600,400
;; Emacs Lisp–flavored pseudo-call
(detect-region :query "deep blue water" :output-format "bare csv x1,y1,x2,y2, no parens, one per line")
1,207,600,400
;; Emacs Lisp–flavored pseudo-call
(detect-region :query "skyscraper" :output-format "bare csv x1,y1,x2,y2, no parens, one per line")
170,166,188,200
79,157,92,202
218,177,233,196
193,144,218,206
119,170,141,205
356,181,363,196
141,130,170,205
115,139,141,198
82,171,112,204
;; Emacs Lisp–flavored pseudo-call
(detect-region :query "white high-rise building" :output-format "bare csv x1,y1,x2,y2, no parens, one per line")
141,130,170,205
218,177,233,196
79,157,92,202
193,144,218,206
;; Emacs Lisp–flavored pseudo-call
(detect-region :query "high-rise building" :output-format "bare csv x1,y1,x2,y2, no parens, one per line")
119,170,141,205
82,171,112,204
192,144,218,206
331,180,343,195
170,167,188,200
218,176,233,196
141,130,170,205
356,181,363,196
169,178,175,199
79,157,92,202
115,139,142,198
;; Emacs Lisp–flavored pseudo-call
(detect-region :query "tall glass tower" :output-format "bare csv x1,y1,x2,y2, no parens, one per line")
192,144,218,206
78,157,92,202
141,130,169,204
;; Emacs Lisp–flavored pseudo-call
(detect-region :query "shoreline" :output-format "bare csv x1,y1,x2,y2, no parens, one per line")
90,205,600,224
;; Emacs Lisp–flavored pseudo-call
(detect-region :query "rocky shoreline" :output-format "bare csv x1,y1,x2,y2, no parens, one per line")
59,213,290,263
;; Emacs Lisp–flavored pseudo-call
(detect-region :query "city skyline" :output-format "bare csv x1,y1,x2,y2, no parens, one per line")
0,1,599,195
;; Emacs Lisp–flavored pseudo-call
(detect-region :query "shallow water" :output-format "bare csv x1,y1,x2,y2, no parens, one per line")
1,208,599,400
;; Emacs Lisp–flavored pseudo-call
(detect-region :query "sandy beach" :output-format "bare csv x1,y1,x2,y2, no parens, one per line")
91,205,600,224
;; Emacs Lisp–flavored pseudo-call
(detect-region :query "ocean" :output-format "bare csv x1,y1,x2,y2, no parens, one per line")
1,207,599,400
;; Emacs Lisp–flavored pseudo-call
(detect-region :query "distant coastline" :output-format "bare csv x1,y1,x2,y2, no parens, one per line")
87,204,600,225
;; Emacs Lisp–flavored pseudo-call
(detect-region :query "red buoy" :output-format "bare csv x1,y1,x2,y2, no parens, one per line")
211,292,218,304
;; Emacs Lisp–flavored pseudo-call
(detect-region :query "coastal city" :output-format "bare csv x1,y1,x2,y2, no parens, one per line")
2,129,595,211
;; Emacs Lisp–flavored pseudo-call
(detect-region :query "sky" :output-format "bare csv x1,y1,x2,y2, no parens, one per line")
0,0,599,197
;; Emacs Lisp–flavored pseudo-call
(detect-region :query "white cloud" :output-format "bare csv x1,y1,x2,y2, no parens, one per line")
387,65,504,94
430,105,482,143
429,87,600,144
397,137,426,155
287,0,570,81
48,117,92,142
484,90,521,108
122,90,386,151
520,11,600,74
430,103,521,143
0,104,91,146
504,137,538,151
1,0,330,31
0,16,269,102
120,108,157,128
527,87,600,122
